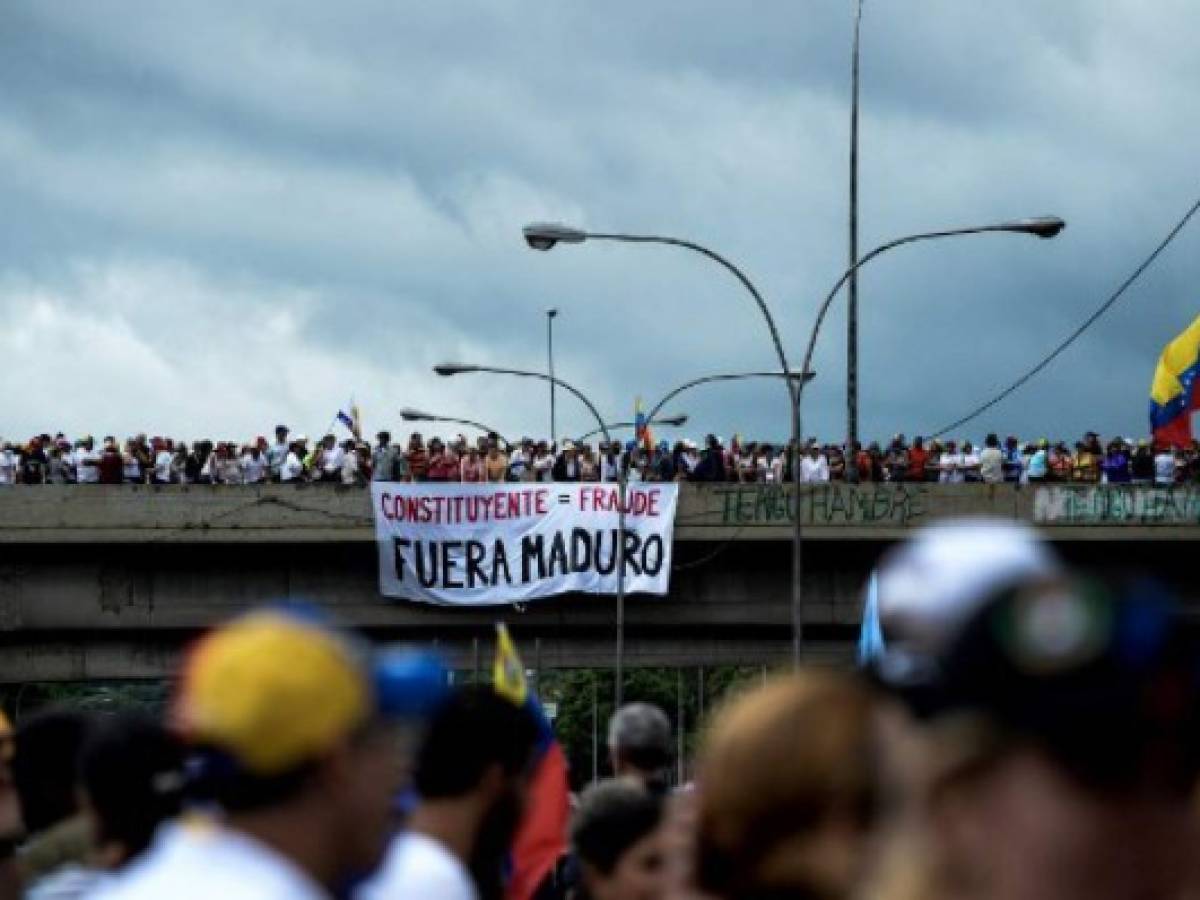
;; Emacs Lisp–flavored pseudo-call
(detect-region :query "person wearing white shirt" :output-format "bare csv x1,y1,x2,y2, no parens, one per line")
153,446,174,484
938,442,967,484
508,443,531,482
200,450,218,484
319,436,345,482
0,444,15,485
241,447,268,484
95,611,413,900
735,447,755,483
679,442,699,476
961,442,982,483
1154,447,1178,486
770,452,786,484
74,438,101,484
122,440,143,483
362,832,475,900
799,446,830,483
978,434,1005,484
340,445,362,485
280,443,306,483
92,819,329,900
532,446,554,483
215,445,243,485
357,688,540,900
266,426,290,481
599,446,621,483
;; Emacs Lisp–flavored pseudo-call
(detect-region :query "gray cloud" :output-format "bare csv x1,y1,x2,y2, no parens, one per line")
1,0,1197,445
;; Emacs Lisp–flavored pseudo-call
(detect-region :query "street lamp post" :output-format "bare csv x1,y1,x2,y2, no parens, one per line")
641,371,816,431
547,309,559,444
434,362,630,704
847,0,865,477
523,223,805,660
398,408,511,449
791,215,1065,655
523,217,1063,666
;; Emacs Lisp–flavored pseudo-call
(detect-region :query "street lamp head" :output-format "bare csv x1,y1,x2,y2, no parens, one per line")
547,308,559,319
1010,216,1066,239
523,222,588,251
399,407,434,421
660,414,689,428
433,362,479,377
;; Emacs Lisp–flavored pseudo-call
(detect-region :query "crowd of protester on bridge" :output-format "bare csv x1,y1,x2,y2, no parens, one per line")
0,520,1197,900
2,424,1199,488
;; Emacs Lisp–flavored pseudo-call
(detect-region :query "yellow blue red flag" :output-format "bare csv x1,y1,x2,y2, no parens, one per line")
634,397,653,455
493,623,527,705
492,624,568,900
1150,315,1200,447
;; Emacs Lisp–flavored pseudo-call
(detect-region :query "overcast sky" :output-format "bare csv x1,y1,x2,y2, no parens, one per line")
2,1,1197,446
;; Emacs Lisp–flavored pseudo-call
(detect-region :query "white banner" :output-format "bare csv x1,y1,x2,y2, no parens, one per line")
372,482,678,605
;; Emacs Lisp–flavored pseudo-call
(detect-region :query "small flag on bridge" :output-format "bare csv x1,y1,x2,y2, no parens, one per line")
634,397,653,455
335,400,363,440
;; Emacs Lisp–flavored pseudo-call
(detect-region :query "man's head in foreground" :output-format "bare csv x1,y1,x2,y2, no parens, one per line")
871,523,1200,900
404,686,540,898
607,702,672,793
173,608,439,889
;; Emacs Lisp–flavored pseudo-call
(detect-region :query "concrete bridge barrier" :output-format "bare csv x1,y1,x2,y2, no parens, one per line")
0,483,1195,681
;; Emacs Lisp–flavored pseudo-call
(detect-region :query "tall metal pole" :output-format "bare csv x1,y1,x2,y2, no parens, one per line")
434,363,626,705
535,636,542,696
617,474,626,705
522,217,1061,669
591,672,599,783
798,220,1068,606
564,233,803,665
547,309,558,443
847,0,863,477
676,667,684,786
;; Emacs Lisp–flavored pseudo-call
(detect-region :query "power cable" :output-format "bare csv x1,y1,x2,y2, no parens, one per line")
930,194,1200,438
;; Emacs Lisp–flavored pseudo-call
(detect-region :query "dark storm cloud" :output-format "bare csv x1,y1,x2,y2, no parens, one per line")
0,0,1196,441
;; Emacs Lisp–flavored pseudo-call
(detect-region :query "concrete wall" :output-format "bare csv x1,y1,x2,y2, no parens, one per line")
2,482,1199,544
0,483,1197,681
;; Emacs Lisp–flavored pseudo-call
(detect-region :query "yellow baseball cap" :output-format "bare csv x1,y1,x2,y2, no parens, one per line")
173,610,372,776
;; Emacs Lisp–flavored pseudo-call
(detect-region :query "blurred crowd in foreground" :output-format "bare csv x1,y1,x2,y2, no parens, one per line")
3,425,1200,487
1,518,1199,900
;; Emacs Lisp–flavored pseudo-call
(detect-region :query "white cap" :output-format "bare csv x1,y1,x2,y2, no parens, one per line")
876,518,1062,658
293,434,309,444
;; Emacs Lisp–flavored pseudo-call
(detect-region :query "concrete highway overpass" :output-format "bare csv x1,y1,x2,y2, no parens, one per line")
0,481,1196,682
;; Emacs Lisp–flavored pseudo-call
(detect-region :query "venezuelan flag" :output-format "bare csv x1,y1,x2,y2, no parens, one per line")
634,397,653,455
494,625,569,900
1150,315,1200,447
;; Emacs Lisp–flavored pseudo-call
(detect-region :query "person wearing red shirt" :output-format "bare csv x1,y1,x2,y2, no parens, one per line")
425,439,459,482
406,433,429,482
98,441,124,484
906,437,929,483
853,442,873,482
